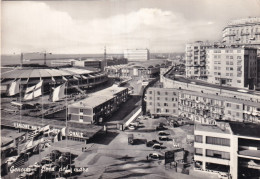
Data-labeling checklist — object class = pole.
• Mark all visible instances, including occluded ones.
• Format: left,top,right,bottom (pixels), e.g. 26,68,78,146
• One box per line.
66,82,68,148
44,52,47,66
20,53,23,67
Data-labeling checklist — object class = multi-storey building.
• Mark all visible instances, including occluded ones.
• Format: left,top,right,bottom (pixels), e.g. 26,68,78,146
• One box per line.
146,88,179,117
124,49,150,61
146,86,260,124
68,85,128,124
222,17,260,50
194,122,260,179
206,47,258,89
185,41,212,80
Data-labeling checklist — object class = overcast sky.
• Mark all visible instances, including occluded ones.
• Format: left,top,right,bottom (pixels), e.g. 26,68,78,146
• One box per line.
2,0,260,54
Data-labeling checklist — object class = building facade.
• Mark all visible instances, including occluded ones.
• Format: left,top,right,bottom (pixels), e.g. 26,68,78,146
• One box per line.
146,88,179,117
68,85,128,124
124,49,150,61
73,59,105,71
222,17,260,48
185,41,212,80
146,87,260,124
206,47,258,89
194,122,260,179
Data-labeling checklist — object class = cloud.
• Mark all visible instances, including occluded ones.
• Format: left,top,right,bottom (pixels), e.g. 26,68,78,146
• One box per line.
2,2,225,54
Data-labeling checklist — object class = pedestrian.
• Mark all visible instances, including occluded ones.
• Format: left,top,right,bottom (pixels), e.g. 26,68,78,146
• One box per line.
146,155,148,161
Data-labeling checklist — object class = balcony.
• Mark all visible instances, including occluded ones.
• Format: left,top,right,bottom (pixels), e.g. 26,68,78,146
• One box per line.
241,32,250,36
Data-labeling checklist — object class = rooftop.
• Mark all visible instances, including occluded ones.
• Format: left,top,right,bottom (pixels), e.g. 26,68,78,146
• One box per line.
70,85,127,108
229,122,260,138
166,75,260,97
195,124,231,134
1,129,25,146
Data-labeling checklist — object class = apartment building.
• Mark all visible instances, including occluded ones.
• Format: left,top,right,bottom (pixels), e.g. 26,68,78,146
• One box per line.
68,85,128,124
206,47,258,89
146,88,179,117
146,87,260,124
124,49,150,61
185,41,213,80
194,122,260,179
222,17,260,48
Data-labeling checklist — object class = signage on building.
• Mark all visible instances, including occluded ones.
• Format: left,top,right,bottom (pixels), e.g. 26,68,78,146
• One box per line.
14,122,40,130
68,131,84,138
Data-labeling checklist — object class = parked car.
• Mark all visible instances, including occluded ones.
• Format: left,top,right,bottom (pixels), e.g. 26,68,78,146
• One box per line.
146,140,162,147
218,172,229,179
129,121,139,127
156,126,167,131
128,125,136,130
158,131,169,136
159,136,170,141
149,153,161,159
152,144,162,149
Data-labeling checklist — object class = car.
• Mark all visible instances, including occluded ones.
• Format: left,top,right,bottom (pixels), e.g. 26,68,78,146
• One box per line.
156,126,167,131
218,172,229,179
152,144,162,149
159,136,170,141
152,140,161,144
146,141,154,147
149,153,161,159
158,131,169,136
128,125,136,130
129,121,139,127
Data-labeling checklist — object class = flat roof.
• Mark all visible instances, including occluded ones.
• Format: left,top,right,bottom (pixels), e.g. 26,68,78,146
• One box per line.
167,75,260,96
229,122,260,138
1,128,25,146
70,85,127,108
1,113,102,139
195,124,231,134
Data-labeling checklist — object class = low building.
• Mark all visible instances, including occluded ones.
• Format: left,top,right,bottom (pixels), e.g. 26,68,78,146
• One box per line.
124,49,150,61
73,59,105,71
50,59,77,67
194,122,260,179
207,47,258,89
68,85,128,124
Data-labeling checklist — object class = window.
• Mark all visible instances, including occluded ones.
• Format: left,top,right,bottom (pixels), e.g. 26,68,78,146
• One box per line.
230,73,233,76
165,109,169,113
226,56,229,59
236,105,240,109
172,98,175,101
157,91,160,95
157,103,160,106
156,108,161,113
165,97,168,101
236,112,240,117
173,92,176,95
230,56,233,59
164,103,168,107
149,97,152,100
237,80,241,83
230,62,233,65
228,110,231,115
165,92,168,95
226,61,230,65
206,149,230,159
230,67,233,71
195,135,203,143
226,67,229,70
195,148,203,156
149,102,152,105
206,136,230,146
149,91,152,94
80,116,83,119
157,97,160,100
237,56,241,59
173,103,176,107
80,109,83,113
226,73,229,76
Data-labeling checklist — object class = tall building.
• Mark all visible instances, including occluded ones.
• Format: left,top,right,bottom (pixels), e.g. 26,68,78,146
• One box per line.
194,122,260,179
206,47,258,89
222,17,260,50
185,41,212,80
123,49,150,61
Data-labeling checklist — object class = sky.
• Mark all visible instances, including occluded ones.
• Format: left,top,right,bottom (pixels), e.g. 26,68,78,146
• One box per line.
1,0,260,54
